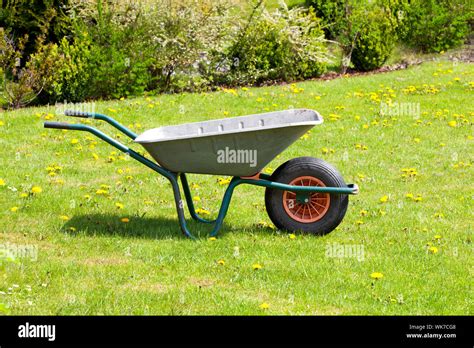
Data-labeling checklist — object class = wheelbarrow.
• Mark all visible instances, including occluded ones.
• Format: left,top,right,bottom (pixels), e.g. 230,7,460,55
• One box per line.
44,108,358,239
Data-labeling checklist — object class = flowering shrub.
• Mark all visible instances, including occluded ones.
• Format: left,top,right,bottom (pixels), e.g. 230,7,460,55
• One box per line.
222,4,330,84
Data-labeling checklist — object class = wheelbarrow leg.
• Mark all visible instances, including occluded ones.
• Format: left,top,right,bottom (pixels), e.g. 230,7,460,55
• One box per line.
169,175,239,239
207,178,240,237
180,173,217,224
169,176,198,240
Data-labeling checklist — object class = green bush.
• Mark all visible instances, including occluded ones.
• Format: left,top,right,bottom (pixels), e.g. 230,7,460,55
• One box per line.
306,0,399,71
401,0,472,53
305,0,346,39
73,1,154,99
224,5,329,84
351,6,398,71
0,0,72,58
27,34,92,103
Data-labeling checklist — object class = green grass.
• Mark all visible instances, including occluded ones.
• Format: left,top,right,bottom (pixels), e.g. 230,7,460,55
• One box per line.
0,60,473,315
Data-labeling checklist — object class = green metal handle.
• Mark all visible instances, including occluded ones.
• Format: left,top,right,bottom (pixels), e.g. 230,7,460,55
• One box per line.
64,110,138,140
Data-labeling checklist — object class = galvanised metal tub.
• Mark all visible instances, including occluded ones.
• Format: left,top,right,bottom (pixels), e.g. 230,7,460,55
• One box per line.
134,109,322,176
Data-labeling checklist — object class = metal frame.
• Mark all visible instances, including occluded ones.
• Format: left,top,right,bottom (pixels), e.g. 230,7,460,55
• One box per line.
44,111,358,239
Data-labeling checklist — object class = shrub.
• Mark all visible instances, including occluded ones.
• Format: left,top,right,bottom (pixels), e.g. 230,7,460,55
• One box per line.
224,4,330,84
305,0,346,39
350,6,398,71
307,0,399,72
0,0,72,58
26,34,93,103
71,0,155,98
0,28,43,108
71,0,233,95
145,0,235,92
401,0,472,53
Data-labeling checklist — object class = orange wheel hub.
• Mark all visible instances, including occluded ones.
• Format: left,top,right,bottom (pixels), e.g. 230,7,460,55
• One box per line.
282,176,330,223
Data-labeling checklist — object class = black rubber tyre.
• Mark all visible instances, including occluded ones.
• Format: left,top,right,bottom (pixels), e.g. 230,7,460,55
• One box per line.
265,157,349,235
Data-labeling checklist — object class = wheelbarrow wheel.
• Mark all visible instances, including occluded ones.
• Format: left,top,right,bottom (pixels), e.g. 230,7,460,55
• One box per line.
265,157,348,235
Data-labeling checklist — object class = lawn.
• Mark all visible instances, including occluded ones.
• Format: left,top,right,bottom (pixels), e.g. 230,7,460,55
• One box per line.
0,60,472,315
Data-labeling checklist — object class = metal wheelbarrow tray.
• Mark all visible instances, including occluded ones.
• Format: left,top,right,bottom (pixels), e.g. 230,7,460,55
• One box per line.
135,109,321,176
44,109,358,239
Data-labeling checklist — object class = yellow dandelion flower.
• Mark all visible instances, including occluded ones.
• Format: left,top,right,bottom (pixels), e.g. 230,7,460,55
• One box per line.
144,200,154,205
360,210,368,216
71,139,79,145
259,302,269,309
434,235,442,240
31,186,42,194
10,206,19,212
193,196,201,202
20,193,28,198
92,153,99,160
217,177,231,185
405,193,414,199
115,202,124,209
253,263,263,270
195,208,211,216
355,220,364,225
59,215,70,221
83,194,91,200
217,260,225,266
0,178,5,186
428,246,438,254
448,121,457,127
289,234,296,239
121,217,130,223
370,272,384,280
208,237,217,241
95,189,108,195
414,195,423,202
379,195,389,203
0,120,4,126
68,227,77,232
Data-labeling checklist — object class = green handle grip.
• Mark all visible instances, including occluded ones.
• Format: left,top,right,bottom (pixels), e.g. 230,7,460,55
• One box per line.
64,110,93,118
44,121,74,130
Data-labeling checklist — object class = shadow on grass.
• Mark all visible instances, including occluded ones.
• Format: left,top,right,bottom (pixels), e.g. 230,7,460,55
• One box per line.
63,213,232,240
